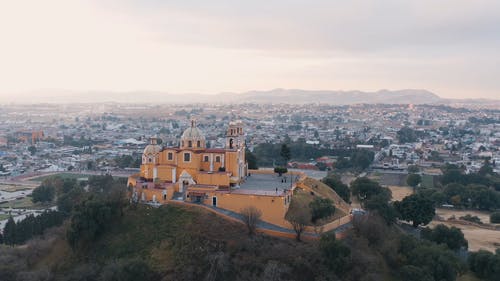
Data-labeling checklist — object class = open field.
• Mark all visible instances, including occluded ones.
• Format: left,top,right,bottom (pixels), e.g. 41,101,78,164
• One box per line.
435,208,497,224
28,172,94,182
0,184,34,192
387,185,413,201
431,208,500,252
429,220,500,252
0,196,51,210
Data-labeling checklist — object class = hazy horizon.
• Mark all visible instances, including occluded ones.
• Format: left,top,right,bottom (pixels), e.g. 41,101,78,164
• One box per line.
1,0,499,100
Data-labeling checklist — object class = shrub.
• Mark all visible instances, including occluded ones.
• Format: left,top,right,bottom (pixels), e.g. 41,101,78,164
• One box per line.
490,212,500,223
240,206,262,235
273,166,288,176
309,198,335,223
459,214,482,224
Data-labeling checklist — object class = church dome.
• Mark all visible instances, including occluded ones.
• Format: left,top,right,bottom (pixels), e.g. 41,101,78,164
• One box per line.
143,144,161,155
143,137,161,155
181,120,205,140
180,120,206,149
181,127,205,140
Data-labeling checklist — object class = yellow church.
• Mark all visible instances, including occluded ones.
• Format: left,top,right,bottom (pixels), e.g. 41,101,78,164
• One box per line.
128,120,298,226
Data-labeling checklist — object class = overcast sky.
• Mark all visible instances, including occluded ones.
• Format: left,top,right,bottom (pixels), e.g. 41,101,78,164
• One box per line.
0,0,499,99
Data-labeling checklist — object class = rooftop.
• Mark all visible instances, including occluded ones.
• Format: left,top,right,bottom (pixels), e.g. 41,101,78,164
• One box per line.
234,173,296,196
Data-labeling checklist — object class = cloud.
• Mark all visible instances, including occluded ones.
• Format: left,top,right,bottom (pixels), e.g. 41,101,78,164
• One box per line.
0,0,499,99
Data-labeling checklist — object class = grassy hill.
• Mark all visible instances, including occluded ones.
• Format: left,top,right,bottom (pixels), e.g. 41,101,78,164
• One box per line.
4,204,331,281
1,202,484,281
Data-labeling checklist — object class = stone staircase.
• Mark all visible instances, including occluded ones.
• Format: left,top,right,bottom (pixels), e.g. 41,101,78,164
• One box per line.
172,191,185,201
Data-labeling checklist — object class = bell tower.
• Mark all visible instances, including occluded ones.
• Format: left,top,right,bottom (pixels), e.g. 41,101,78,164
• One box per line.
226,121,244,149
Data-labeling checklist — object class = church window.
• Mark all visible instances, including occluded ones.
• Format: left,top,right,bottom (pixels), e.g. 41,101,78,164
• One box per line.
204,155,209,162
148,157,152,163
188,140,192,148
167,152,173,160
197,140,201,147
184,152,191,162
215,156,221,163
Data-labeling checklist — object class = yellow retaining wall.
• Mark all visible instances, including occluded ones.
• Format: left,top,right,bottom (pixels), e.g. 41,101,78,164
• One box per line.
207,192,290,227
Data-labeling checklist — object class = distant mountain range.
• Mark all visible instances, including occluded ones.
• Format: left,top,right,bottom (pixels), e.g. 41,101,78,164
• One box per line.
2,88,499,106
216,89,443,104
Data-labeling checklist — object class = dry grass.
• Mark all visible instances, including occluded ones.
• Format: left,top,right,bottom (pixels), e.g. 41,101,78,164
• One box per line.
0,213,10,220
287,188,346,226
301,177,351,214
0,184,35,192
0,196,51,209
387,185,414,202
430,208,500,252
435,208,496,224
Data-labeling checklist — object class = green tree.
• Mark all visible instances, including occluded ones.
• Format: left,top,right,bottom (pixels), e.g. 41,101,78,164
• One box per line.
468,250,500,281
399,236,465,281
280,143,291,166
421,224,468,251
397,127,418,143
309,197,335,223
3,217,16,245
351,177,390,203
57,186,85,215
319,233,351,276
273,166,288,177
490,212,500,223
350,149,374,170
398,265,434,281
407,165,420,173
479,159,494,176
322,174,350,202
245,149,258,170
394,194,435,227
67,198,116,250
407,173,422,188
31,184,55,203
27,145,36,156
364,194,399,225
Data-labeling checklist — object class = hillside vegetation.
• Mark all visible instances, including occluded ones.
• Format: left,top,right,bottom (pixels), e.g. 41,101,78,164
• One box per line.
1,175,497,281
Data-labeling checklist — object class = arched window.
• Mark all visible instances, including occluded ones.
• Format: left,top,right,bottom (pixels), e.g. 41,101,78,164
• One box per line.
197,140,201,147
188,140,192,148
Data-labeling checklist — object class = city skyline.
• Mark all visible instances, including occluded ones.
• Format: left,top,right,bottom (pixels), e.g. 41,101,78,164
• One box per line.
1,0,499,100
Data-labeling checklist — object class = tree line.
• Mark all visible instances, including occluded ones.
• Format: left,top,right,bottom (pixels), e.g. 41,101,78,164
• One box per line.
253,140,374,171
2,210,65,245
1,174,127,248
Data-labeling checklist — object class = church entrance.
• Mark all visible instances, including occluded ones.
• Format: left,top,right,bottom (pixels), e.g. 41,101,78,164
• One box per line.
181,180,189,192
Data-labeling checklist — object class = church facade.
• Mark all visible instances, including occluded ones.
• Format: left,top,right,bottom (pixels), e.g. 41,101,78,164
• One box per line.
141,120,246,188
128,120,299,227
